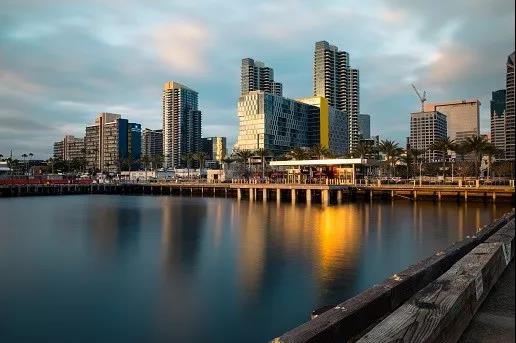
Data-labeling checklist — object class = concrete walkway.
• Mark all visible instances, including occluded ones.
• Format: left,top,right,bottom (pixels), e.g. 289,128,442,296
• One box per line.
459,260,515,343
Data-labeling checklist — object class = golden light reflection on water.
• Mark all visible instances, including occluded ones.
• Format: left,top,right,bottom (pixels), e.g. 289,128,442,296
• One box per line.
313,206,361,283
154,196,509,311
236,201,266,298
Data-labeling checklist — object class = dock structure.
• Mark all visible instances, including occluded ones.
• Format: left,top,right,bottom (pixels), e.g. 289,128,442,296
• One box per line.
272,210,515,343
0,182,514,203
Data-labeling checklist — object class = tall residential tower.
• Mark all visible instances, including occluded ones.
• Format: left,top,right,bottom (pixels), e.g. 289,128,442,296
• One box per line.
162,81,202,169
313,41,359,151
241,58,283,96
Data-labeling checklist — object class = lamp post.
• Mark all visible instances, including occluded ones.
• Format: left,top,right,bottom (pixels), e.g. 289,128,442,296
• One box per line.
419,161,422,187
451,158,455,183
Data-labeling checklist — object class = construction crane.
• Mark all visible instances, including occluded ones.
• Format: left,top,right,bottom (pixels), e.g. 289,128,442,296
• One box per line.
411,84,427,112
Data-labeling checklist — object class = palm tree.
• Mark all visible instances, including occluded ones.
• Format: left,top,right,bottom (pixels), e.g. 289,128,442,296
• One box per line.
151,154,164,170
194,152,207,179
352,142,372,159
141,155,151,171
287,147,310,160
399,153,413,179
481,143,502,178
180,153,196,179
309,144,330,159
234,149,254,179
378,140,402,177
222,156,234,172
254,148,269,179
408,148,425,179
463,135,488,177
429,137,455,176
453,142,470,162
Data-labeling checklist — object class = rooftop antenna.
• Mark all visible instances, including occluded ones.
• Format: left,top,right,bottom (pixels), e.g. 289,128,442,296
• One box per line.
411,84,427,112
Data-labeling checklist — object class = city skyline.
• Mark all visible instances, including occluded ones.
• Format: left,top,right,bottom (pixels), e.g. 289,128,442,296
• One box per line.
0,0,514,158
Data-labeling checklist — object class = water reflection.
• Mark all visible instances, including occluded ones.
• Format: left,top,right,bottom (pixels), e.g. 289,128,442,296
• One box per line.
86,201,142,258
0,195,511,343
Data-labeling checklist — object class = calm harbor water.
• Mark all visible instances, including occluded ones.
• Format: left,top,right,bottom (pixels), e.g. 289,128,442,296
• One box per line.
0,195,512,343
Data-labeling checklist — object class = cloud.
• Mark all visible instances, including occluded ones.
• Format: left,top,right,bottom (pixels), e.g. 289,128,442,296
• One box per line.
151,21,213,76
0,0,514,158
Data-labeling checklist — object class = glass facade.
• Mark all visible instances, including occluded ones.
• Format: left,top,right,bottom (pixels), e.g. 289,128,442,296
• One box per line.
236,92,348,155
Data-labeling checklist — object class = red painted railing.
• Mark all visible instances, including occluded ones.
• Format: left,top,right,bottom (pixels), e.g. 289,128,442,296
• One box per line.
0,179,93,185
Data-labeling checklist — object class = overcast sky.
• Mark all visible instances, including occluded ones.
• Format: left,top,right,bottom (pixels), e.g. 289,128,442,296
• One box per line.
1,0,514,158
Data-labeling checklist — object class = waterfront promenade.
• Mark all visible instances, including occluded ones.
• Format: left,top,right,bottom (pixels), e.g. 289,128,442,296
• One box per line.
1,180,514,204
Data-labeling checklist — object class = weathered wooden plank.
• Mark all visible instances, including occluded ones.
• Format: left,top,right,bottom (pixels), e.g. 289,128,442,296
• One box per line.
271,212,514,343
485,220,515,264
357,240,511,343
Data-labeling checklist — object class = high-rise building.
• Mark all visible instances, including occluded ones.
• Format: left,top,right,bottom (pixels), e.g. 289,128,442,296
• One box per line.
409,111,447,162
141,128,163,158
505,52,515,161
313,41,360,150
201,137,227,162
358,114,371,139
297,96,348,154
53,135,85,161
490,89,506,157
241,58,283,96
423,100,480,142
84,113,141,173
235,91,348,155
162,81,202,169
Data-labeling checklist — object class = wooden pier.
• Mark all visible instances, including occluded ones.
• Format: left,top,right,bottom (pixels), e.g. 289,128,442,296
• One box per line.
0,182,514,204
272,211,515,343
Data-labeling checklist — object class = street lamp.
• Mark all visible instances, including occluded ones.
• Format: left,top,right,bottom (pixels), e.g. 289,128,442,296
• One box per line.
419,161,422,186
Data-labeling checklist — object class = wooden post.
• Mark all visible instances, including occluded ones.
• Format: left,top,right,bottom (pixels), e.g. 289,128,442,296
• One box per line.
464,191,468,202
291,189,296,204
321,189,329,206
249,188,254,201
438,191,442,201
413,190,417,200
237,188,241,200
306,189,312,204
276,189,281,202
262,188,267,202
337,190,343,203
492,192,496,201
